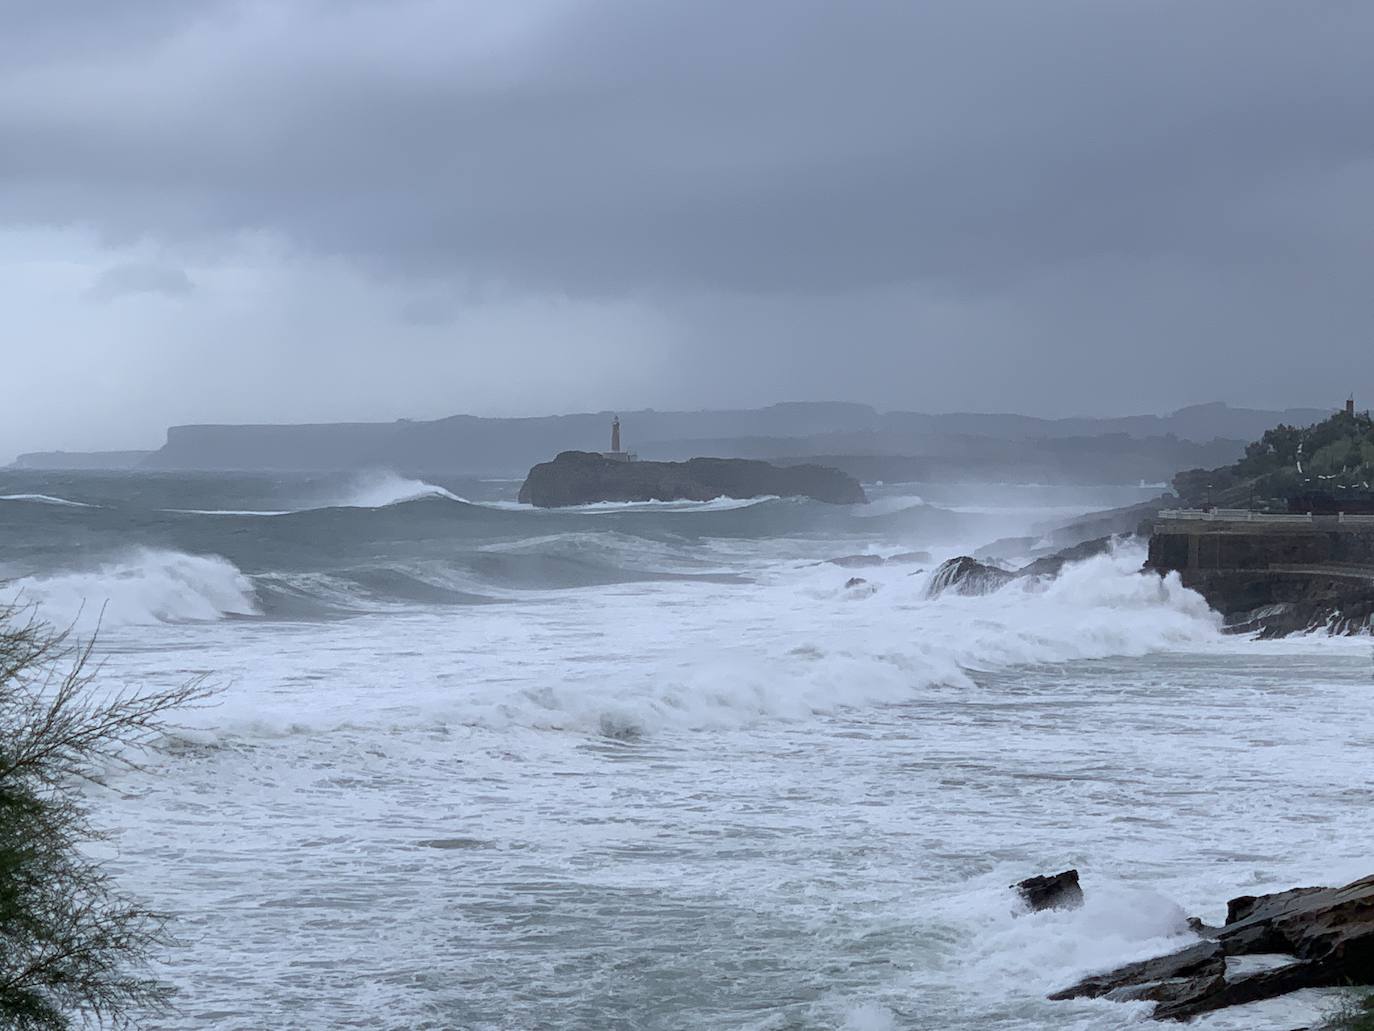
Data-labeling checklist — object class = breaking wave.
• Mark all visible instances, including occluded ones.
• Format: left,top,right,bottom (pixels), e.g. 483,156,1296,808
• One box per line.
330,471,467,509
0,492,96,507
7,549,259,628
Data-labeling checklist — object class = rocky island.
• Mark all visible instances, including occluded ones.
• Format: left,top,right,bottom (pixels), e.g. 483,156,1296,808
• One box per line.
517,451,867,507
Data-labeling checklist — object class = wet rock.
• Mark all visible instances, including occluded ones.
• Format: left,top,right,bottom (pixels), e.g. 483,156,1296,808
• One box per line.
1186,915,1223,937
1049,941,1225,1001
1015,869,1084,913
844,577,868,589
926,556,1017,598
1049,873,1374,1021
1016,536,1115,579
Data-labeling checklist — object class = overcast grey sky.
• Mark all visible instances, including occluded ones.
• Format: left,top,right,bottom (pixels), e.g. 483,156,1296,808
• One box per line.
3,0,1371,455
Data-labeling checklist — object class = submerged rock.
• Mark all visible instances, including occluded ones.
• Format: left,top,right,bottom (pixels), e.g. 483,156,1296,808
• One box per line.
1049,873,1374,1021
1015,869,1084,913
518,451,867,507
926,556,1017,598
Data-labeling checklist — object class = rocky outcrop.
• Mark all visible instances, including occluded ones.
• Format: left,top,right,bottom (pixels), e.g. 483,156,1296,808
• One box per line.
926,556,1017,597
1016,536,1115,579
1182,569,1374,637
927,540,1115,599
517,452,867,507
1015,870,1084,913
1049,873,1374,1021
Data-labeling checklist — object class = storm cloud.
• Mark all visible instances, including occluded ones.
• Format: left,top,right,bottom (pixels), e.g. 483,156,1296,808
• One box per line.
2,0,1372,455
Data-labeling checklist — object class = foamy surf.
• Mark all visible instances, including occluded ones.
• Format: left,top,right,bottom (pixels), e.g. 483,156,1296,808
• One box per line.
7,548,260,628
332,470,467,508
3,467,1365,1031
0,492,97,507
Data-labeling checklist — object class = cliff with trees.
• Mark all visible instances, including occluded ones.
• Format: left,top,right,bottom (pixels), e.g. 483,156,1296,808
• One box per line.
1172,405,1374,509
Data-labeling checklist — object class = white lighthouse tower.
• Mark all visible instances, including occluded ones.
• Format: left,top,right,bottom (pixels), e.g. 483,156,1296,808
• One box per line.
602,415,636,462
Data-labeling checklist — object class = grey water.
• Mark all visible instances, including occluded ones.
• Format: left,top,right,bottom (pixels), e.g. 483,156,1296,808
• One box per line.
2,470,1368,1030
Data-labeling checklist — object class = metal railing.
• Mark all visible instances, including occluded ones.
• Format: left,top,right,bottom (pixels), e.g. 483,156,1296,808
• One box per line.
1158,509,1374,526
1157,509,1313,523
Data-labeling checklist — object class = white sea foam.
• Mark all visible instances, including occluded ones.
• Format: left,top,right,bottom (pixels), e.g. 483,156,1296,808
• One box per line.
546,495,782,513
164,508,291,516
332,470,467,508
0,492,96,507
138,543,1223,745
8,548,259,627
19,479,1367,1031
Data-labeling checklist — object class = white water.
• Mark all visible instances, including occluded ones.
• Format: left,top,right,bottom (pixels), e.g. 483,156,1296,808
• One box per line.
333,470,468,508
61,534,1373,1030
0,491,97,507
9,548,259,628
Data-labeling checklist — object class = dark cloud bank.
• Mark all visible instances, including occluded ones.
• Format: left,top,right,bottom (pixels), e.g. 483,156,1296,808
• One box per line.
2,0,1372,449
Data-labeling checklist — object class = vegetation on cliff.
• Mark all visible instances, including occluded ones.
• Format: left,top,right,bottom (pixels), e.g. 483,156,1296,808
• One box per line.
1173,407,1374,507
0,603,209,1029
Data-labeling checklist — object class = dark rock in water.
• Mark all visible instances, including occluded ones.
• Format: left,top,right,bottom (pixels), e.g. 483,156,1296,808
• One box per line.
1048,940,1226,1002
518,451,867,508
1015,869,1084,913
1186,915,1223,937
844,577,869,589
1017,536,1116,579
927,556,1017,598
1049,873,1374,1021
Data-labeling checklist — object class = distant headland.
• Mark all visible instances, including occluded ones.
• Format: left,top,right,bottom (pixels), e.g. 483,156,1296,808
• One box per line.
7,401,1333,483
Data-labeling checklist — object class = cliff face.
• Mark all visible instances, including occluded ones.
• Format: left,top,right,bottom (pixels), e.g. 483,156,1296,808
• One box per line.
1147,519,1374,636
517,452,867,507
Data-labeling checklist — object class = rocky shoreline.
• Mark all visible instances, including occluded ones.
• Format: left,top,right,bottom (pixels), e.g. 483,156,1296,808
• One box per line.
1035,870,1374,1023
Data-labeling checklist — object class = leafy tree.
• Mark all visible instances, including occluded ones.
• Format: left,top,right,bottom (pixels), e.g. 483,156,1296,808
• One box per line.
1183,409,1374,505
0,602,210,1029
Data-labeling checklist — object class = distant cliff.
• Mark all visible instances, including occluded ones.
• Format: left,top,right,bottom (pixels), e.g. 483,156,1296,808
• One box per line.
125,401,1322,476
15,401,1332,478
517,452,867,507
9,450,152,470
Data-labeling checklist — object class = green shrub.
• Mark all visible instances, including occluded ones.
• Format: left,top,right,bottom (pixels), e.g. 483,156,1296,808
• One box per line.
0,602,210,1029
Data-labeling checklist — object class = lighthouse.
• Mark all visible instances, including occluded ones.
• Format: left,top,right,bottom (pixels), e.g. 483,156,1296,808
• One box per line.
602,415,636,462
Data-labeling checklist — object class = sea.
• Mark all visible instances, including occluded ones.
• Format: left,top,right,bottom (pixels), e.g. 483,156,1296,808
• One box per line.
1,468,1370,1031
